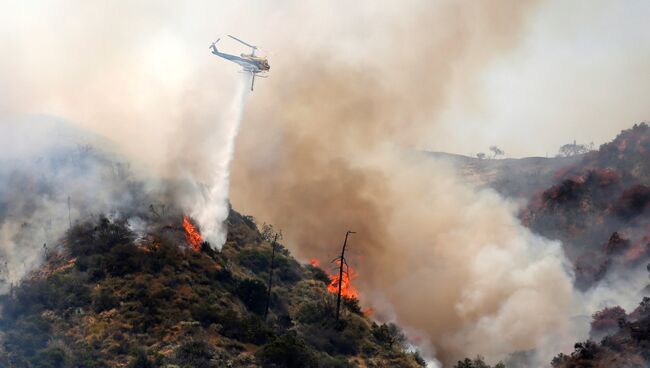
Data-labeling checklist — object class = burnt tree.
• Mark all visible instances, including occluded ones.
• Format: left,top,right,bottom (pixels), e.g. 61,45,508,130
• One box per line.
334,230,355,321
264,231,282,320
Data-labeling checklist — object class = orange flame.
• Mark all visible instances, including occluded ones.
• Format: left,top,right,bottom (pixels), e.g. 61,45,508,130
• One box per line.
182,215,203,252
51,258,77,274
309,258,320,267
327,260,359,300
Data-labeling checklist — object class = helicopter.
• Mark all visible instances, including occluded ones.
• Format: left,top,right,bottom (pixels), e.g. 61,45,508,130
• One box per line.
210,35,270,91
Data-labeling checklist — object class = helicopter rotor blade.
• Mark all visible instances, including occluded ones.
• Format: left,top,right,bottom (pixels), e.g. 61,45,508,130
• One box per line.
227,34,257,50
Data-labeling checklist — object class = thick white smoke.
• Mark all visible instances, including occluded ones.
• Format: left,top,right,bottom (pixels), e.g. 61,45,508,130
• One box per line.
358,152,582,365
0,117,160,293
189,73,251,249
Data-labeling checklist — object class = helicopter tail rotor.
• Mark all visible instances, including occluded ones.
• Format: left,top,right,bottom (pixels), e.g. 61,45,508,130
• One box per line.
209,38,220,49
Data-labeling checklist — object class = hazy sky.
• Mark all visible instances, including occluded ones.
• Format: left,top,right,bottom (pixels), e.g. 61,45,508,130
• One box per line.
1,0,648,160
431,0,650,157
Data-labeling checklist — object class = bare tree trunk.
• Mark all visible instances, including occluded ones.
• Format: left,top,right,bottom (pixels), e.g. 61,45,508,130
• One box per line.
336,231,355,321
264,234,278,320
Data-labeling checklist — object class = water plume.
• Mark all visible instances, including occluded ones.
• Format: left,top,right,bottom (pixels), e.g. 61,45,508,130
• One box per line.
189,73,251,249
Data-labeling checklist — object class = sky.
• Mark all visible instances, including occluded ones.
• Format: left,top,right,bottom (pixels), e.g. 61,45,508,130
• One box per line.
0,0,648,159
429,0,650,157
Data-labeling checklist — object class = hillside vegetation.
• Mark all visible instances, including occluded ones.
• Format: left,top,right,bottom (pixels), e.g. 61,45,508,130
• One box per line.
0,209,425,368
523,123,650,288
454,124,650,366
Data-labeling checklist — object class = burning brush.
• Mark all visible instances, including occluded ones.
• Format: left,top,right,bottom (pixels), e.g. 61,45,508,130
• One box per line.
327,259,359,300
182,215,203,252
310,257,360,299
310,231,361,320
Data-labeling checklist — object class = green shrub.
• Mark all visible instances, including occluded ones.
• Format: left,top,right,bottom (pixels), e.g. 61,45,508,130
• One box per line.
239,314,275,345
190,303,220,327
454,356,504,368
6,273,91,318
338,316,368,355
372,323,406,349
75,254,106,281
275,313,293,331
69,344,106,368
236,278,268,315
174,340,214,368
308,265,331,285
215,308,274,344
237,248,302,283
302,316,367,356
238,249,271,274
317,354,355,368
67,217,134,257
92,288,117,313
30,347,67,368
343,297,362,315
274,256,302,283
214,267,234,284
146,241,182,273
413,351,427,367
3,315,51,357
104,243,144,276
295,302,332,324
256,332,318,368
128,349,155,368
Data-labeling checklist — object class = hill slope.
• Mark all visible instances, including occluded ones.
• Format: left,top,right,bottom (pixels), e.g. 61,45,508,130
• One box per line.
522,123,650,288
0,209,425,368
433,124,650,289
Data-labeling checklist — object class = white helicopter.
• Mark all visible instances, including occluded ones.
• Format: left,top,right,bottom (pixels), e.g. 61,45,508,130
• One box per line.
210,35,270,91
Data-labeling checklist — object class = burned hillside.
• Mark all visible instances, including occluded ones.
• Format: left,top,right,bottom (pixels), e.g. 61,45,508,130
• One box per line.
522,123,650,288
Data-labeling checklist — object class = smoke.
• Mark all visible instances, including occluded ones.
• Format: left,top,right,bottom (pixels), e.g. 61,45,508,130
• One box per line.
187,73,251,249
0,116,159,293
236,137,582,363
582,263,650,317
2,0,649,365
226,1,584,363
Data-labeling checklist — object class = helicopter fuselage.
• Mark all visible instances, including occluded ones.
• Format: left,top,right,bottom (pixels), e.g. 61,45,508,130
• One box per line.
210,46,269,73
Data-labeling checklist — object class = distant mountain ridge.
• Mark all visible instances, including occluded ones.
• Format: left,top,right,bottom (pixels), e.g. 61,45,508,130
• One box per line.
425,151,582,199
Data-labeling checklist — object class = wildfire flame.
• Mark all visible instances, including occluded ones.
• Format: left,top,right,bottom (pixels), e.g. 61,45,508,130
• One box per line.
182,215,203,252
309,258,320,267
327,260,359,300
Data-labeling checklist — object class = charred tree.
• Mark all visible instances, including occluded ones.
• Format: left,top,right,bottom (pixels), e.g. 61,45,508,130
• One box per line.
264,233,280,320
334,230,355,321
